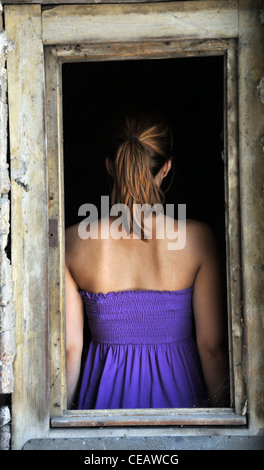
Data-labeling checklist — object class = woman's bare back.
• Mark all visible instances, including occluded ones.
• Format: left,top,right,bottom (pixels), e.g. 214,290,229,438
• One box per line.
65,215,207,294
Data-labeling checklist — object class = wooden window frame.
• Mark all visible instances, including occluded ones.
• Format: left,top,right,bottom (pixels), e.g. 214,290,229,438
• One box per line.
46,38,246,429
5,1,264,449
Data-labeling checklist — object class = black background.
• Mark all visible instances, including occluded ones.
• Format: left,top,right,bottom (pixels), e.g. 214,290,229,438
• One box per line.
62,56,225,253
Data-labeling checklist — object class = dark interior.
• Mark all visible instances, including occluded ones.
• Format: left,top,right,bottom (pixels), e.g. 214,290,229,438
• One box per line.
62,56,225,253
62,56,229,407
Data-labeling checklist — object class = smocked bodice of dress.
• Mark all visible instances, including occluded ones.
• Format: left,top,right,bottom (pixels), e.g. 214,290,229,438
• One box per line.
79,287,194,345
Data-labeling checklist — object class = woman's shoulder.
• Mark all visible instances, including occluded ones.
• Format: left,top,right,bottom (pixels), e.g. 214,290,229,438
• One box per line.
65,224,81,260
164,216,215,242
65,218,114,249
185,219,219,260
65,223,79,245
186,219,215,239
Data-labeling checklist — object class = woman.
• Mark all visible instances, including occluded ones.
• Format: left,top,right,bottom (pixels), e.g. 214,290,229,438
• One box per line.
65,109,229,410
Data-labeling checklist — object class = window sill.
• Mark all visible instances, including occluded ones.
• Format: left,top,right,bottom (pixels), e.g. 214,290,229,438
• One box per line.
51,408,246,427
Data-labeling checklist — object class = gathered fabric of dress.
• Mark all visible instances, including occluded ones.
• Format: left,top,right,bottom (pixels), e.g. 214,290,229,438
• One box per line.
77,287,208,409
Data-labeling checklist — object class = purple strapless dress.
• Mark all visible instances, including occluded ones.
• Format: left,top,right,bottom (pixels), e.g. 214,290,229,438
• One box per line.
77,288,207,409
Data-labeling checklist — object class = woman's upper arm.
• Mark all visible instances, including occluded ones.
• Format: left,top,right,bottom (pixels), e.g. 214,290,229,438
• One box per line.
192,224,227,354
65,264,84,352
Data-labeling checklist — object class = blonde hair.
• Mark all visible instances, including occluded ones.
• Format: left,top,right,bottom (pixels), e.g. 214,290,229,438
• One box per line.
107,109,173,236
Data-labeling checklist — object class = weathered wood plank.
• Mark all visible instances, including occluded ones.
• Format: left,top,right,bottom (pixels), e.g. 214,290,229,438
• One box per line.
51,408,246,427
45,47,66,417
0,0,237,4
224,41,246,415
5,5,49,449
2,0,172,3
42,1,239,45
51,38,228,62
238,0,264,433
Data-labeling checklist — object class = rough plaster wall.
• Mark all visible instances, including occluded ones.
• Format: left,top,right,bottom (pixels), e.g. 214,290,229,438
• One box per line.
0,1,15,451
